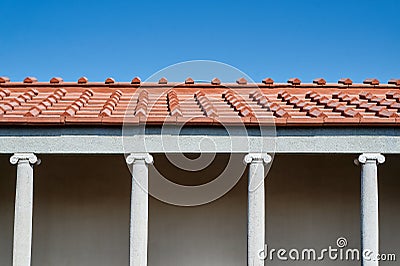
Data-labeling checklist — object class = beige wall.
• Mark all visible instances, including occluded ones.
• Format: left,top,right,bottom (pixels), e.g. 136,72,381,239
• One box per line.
0,154,399,266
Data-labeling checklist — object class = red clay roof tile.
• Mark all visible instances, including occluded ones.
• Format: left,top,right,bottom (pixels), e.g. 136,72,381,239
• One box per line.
288,78,301,85
313,78,326,85
262,78,274,85
78,76,88,84
100,90,122,117
236,78,247,85
50,77,63,84
0,77,10,83
131,77,141,84
185,77,194,84
195,90,218,117
364,78,380,86
62,89,93,117
0,78,400,126
23,77,38,83
211,78,221,85
105,77,115,84
158,77,168,84
134,90,149,117
25,88,66,117
0,89,10,99
388,79,400,86
167,90,182,117
339,78,353,85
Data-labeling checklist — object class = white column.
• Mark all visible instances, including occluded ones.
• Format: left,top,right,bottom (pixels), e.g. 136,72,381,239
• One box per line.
126,153,153,266
244,153,271,266
10,153,39,266
357,153,385,266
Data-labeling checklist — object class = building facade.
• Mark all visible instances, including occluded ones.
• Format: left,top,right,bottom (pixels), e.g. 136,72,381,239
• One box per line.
0,76,399,265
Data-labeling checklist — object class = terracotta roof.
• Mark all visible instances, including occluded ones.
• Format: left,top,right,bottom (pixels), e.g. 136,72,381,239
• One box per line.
0,77,400,126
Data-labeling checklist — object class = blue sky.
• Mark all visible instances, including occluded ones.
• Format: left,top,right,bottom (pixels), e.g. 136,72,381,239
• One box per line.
1,0,399,83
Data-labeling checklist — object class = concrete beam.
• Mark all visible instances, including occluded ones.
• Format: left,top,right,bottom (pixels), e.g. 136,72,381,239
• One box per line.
0,127,399,154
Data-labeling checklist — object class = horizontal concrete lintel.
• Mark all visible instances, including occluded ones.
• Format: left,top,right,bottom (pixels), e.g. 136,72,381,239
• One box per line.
0,134,399,154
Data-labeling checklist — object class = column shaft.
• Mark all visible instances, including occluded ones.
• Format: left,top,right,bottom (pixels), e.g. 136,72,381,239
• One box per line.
248,162,265,266
244,153,271,266
126,153,153,266
10,153,38,266
357,153,384,266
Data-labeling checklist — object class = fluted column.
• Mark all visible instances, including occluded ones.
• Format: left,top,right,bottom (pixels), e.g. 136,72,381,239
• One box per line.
10,153,38,266
126,153,153,266
356,153,385,266
244,153,271,266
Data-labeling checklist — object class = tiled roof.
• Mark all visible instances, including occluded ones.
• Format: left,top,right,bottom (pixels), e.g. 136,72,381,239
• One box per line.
1,76,400,126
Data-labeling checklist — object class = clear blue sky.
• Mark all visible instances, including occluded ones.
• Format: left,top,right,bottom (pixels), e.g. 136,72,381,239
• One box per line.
1,0,399,83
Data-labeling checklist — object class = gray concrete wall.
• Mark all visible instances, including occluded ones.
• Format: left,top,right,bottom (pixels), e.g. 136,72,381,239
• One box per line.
0,154,399,266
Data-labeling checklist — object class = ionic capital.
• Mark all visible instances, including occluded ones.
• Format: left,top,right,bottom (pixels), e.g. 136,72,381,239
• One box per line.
10,153,38,165
356,153,385,165
243,153,272,165
126,153,154,165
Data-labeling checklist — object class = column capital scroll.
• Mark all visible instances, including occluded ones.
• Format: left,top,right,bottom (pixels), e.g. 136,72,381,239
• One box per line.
356,153,385,165
126,153,154,165
10,153,38,165
243,153,272,165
